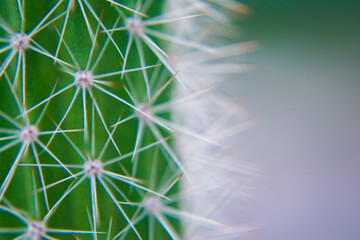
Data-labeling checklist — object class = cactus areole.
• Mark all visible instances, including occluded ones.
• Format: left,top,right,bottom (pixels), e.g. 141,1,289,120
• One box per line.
0,0,254,239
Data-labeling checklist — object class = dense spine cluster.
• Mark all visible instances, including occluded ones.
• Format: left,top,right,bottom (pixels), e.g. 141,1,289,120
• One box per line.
0,0,256,239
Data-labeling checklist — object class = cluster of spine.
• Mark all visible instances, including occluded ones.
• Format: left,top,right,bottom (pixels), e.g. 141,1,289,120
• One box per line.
0,0,255,239
165,1,259,239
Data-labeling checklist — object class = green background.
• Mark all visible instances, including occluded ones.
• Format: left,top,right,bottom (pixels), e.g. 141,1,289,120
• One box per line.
227,1,360,240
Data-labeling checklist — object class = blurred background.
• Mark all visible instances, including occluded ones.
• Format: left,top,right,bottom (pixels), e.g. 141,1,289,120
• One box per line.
223,1,360,239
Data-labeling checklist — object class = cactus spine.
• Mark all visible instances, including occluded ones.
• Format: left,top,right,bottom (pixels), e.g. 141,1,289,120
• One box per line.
0,0,255,239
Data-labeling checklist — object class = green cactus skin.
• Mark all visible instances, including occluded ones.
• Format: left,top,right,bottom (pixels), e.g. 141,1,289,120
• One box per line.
0,0,253,239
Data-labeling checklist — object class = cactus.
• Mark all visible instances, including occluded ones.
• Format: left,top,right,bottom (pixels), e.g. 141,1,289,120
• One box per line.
0,0,256,239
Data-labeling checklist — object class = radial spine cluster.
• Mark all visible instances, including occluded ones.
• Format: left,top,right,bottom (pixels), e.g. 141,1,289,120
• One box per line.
0,0,256,239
